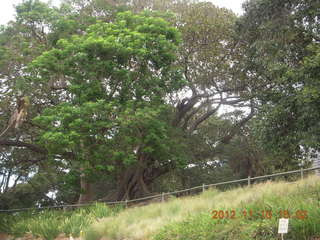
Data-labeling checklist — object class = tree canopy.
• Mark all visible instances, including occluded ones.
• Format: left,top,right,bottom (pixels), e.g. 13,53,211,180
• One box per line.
236,0,320,161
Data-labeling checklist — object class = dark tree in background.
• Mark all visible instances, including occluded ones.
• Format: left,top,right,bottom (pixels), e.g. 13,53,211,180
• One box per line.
235,0,320,167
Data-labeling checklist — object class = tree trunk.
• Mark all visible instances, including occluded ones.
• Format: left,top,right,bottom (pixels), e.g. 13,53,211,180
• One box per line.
78,168,94,204
116,166,151,200
99,149,173,202
110,161,170,201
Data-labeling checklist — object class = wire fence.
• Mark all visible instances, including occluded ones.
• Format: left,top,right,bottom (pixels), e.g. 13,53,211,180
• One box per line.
1,166,319,213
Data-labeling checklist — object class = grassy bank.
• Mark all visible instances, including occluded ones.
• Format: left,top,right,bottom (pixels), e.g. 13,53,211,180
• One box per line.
2,175,320,240
85,175,320,240
0,203,122,240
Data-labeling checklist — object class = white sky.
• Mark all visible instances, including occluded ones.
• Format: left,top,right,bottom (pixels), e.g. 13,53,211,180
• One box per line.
0,0,246,25
211,0,246,15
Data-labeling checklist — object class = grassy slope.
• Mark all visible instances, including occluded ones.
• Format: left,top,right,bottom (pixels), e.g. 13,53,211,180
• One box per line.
0,204,123,240
85,175,320,240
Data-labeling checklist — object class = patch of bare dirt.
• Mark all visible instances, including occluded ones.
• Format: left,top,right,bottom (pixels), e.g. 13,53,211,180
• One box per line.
0,233,83,240
14,233,42,240
54,234,82,240
0,233,13,240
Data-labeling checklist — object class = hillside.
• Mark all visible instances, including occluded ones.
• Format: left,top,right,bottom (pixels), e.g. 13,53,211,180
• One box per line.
2,175,320,240
84,175,320,240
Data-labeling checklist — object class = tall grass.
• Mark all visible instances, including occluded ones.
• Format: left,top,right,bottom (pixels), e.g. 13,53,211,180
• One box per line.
1,203,123,240
84,175,320,240
2,175,319,240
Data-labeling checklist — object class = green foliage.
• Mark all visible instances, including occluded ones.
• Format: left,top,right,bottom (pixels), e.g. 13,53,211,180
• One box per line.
236,0,320,158
0,172,58,210
28,10,185,191
2,203,122,239
30,10,183,102
0,0,104,208
0,213,16,233
251,44,320,160
15,0,58,25
33,101,186,181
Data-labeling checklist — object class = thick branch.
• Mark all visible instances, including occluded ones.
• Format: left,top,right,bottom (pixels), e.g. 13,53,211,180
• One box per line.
219,106,255,144
0,140,47,154
0,140,75,160
174,96,199,126
4,169,12,193
189,102,222,132
182,100,209,130
220,98,244,105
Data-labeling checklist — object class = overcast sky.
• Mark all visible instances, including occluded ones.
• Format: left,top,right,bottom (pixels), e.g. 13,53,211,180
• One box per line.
0,0,246,25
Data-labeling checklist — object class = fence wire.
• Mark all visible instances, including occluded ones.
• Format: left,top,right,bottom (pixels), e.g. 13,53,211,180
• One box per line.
1,166,319,213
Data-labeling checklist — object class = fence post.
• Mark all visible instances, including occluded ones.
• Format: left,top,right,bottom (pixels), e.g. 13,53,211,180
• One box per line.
161,192,165,202
248,176,251,187
202,183,205,193
300,168,304,179
125,199,128,208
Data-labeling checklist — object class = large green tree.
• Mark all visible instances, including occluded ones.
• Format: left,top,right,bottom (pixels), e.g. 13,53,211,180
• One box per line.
0,0,127,207
29,10,186,202
0,0,254,207
236,0,320,163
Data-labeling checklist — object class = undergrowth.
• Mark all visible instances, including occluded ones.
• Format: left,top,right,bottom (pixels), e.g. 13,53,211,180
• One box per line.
0,203,123,240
